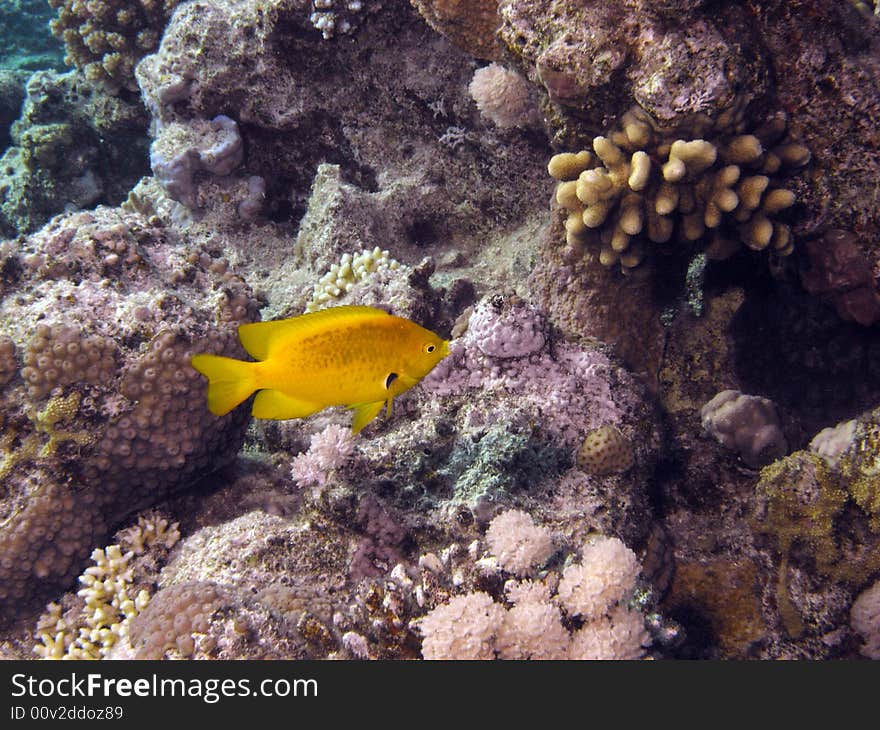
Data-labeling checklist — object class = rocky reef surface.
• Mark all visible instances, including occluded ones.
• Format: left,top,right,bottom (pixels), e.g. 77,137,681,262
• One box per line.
1,0,880,660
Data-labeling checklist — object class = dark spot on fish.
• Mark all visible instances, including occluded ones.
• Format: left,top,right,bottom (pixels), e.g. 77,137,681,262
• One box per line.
384,372,398,389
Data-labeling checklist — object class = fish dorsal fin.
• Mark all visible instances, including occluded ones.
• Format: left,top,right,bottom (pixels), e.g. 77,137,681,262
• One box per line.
237,305,391,360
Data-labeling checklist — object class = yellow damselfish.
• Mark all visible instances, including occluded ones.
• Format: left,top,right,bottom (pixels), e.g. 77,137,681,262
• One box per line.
190,305,449,433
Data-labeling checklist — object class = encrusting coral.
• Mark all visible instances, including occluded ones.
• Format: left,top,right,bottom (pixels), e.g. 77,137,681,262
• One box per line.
149,115,245,209
752,405,880,638
424,295,635,446
547,106,810,271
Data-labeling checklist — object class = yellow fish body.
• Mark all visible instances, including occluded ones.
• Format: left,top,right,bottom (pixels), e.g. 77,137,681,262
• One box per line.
190,305,449,433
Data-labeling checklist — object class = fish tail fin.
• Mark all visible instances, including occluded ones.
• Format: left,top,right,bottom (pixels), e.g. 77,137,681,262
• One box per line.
190,353,257,416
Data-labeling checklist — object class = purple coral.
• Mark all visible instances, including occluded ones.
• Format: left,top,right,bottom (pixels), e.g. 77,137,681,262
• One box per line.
149,115,244,208
424,297,631,445
701,389,787,468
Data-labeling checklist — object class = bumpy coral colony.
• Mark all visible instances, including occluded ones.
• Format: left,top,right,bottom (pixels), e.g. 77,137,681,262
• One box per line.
548,107,810,271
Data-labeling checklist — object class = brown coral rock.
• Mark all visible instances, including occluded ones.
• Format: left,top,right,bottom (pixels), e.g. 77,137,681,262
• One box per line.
665,559,766,658
801,230,880,326
410,0,504,60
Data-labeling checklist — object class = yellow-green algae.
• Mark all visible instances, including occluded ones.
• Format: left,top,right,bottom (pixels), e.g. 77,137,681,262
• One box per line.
753,416,880,636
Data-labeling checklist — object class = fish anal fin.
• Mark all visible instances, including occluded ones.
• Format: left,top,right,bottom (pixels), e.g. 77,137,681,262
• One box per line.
351,400,386,434
252,389,323,420
238,306,391,360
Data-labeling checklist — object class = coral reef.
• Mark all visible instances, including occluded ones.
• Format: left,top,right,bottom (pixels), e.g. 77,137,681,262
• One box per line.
0,207,258,619
0,70,149,237
498,0,768,141
2,0,880,666
133,0,550,268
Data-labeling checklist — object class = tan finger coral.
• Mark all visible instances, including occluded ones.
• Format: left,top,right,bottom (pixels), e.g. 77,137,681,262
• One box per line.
47,0,182,90
548,106,810,271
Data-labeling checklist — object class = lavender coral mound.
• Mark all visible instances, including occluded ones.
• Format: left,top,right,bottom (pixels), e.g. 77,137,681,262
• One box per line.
150,115,245,209
128,582,230,659
0,207,259,620
850,580,880,660
701,389,787,468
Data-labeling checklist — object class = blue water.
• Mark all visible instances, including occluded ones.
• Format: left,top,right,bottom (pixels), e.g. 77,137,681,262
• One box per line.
0,0,65,71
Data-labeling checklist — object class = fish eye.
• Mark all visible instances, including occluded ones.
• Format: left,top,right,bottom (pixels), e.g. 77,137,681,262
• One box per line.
424,343,436,354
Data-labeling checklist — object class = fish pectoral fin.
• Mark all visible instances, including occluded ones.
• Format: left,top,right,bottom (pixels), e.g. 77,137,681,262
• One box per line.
385,398,393,417
397,373,420,389
252,389,323,420
350,400,386,434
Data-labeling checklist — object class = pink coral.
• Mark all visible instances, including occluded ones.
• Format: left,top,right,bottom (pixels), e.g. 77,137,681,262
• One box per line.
468,63,538,129
290,424,356,488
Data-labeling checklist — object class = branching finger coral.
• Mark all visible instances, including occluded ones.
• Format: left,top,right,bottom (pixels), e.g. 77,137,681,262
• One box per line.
548,106,810,272
47,0,182,90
